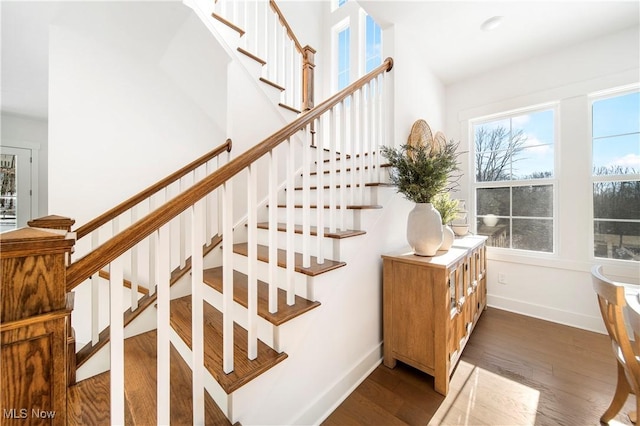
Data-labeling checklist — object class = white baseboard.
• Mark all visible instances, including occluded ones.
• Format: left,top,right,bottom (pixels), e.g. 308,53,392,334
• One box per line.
291,343,383,426
488,294,606,334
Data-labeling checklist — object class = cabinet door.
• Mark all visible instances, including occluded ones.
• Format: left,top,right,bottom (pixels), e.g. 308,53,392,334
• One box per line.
390,262,436,369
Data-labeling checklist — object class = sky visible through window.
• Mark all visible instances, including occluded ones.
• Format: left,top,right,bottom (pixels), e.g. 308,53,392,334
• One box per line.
365,15,382,73
592,91,640,173
337,27,350,90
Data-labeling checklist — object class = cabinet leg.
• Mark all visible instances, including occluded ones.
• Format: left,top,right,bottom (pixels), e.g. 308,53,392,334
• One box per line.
383,356,397,369
435,374,449,396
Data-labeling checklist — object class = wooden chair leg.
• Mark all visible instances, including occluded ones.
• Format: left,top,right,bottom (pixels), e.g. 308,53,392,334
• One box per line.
601,362,632,423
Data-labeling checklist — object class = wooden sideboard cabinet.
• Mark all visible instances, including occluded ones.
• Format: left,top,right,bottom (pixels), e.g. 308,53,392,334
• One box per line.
382,236,487,395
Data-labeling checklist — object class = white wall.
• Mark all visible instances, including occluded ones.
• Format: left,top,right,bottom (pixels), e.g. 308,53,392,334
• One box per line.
1,112,48,218
445,27,640,333
48,2,228,227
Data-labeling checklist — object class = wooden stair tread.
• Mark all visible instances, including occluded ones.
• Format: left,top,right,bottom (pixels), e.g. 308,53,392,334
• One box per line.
211,13,245,36
259,77,285,92
237,47,266,65
255,222,365,239
273,204,383,210
170,296,288,394
203,267,321,326
279,103,301,114
233,243,346,277
68,330,230,425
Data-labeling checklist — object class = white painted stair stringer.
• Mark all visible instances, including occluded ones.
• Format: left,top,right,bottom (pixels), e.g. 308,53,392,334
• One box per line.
183,0,299,123
226,186,413,425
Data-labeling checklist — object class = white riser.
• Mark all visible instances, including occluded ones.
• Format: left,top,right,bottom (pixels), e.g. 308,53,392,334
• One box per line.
284,186,382,206
253,226,341,261
273,206,366,230
203,283,278,349
302,170,390,188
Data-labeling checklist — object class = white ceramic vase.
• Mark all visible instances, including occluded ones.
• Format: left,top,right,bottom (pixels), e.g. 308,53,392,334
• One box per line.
440,225,455,251
407,203,443,256
483,214,498,227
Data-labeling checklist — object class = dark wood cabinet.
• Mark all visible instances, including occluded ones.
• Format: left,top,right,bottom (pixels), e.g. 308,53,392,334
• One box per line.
1,227,74,425
382,236,487,395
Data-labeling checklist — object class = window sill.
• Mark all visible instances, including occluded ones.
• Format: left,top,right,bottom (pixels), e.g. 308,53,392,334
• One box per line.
486,247,639,282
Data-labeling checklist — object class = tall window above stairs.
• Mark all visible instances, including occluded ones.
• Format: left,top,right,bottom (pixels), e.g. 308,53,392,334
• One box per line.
364,15,382,73
337,25,351,90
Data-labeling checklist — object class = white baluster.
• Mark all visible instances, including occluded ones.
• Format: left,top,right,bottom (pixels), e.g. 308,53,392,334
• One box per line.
180,178,187,270
222,180,234,373
302,126,311,268
157,225,171,425
340,99,349,230
268,149,278,314
247,165,258,359
91,232,100,345
352,90,360,206
359,86,367,204
148,197,157,296
316,117,325,264
191,200,205,424
130,207,139,311
286,138,295,305
110,256,125,426
269,9,278,83
329,107,337,233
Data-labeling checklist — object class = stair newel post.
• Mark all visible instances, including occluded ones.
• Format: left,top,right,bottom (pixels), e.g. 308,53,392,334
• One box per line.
222,179,235,373
339,98,349,231
268,149,279,314
190,199,206,423
315,117,325,265
302,46,315,112
286,138,296,306
302,125,312,268
109,255,125,425
156,223,171,424
329,106,338,234
1,223,75,425
247,164,258,360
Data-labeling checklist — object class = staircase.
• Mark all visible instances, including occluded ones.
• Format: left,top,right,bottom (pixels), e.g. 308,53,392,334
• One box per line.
1,1,401,425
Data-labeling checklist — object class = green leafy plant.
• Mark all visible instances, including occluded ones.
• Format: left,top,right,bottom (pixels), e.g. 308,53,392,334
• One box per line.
381,140,461,204
432,192,459,225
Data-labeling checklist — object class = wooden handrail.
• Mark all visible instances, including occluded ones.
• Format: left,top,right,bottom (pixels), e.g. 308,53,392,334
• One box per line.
66,58,393,291
269,0,303,54
74,139,232,240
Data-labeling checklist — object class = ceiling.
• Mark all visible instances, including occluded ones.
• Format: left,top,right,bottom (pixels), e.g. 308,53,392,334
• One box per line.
1,0,639,120
361,0,640,85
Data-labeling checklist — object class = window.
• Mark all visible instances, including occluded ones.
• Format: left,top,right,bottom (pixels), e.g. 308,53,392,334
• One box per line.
472,107,556,252
337,0,348,7
591,90,640,262
337,26,350,90
364,15,382,73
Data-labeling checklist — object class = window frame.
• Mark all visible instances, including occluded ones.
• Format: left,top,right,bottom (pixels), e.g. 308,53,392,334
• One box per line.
470,102,560,256
589,85,640,264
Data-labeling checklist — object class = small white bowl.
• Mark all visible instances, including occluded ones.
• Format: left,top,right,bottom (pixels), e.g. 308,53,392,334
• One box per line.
451,224,469,236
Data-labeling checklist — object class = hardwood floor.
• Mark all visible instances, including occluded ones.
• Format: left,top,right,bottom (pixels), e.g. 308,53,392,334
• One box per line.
323,308,636,426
